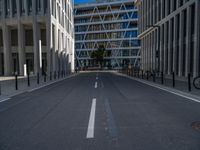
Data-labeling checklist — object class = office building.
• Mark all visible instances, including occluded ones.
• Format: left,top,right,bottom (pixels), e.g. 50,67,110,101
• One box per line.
0,0,74,76
136,0,200,77
74,0,140,69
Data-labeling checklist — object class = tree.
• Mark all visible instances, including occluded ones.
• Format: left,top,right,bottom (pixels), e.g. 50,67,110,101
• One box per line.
90,45,106,68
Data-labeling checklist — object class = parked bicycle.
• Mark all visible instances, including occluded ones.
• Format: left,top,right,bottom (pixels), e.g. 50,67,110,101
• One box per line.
193,76,200,89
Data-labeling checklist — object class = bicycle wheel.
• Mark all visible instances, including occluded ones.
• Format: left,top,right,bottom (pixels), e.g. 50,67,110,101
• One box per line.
193,76,200,89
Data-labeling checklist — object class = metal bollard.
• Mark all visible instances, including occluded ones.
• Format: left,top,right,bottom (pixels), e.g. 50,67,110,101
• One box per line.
0,83,1,95
153,72,156,82
172,72,175,88
50,72,52,81
188,73,191,92
44,73,46,82
161,72,164,84
37,72,39,84
27,73,30,87
142,70,144,79
15,74,18,90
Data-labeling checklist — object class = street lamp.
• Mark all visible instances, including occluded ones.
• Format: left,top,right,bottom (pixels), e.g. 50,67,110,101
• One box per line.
146,25,161,73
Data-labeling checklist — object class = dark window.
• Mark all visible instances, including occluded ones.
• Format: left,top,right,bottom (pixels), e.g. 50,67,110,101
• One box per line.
28,0,32,14
12,0,17,15
25,29,33,46
11,29,18,46
0,29,3,46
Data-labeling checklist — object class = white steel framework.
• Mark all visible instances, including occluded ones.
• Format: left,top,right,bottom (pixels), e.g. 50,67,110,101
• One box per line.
74,0,141,69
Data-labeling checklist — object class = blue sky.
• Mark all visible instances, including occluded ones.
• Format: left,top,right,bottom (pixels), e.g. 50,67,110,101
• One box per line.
75,0,95,4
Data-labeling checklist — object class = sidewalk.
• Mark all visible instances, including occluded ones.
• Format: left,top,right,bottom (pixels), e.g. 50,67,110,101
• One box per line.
0,73,77,101
117,71,200,99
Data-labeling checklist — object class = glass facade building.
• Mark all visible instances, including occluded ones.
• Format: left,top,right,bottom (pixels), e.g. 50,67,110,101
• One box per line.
74,0,141,69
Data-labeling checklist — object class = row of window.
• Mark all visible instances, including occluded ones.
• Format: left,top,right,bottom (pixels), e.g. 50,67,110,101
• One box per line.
0,0,48,17
75,22,138,32
75,12,138,24
142,3,197,76
139,0,192,33
75,31,138,41
0,28,46,46
75,3,136,15
75,40,140,49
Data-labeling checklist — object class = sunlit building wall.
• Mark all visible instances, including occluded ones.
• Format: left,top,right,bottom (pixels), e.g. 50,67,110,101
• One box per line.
0,0,74,76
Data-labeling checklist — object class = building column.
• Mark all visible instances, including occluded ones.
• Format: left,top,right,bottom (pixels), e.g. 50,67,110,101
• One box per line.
2,24,12,76
173,16,178,74
163,22,167,74
160,24,164,72
144,37,146,71
141,39,144,70
33,21,41,75
18,23,26,76
178,11,184,76
52,25,58,73
193,1,200,77
0,52,3,75
46,9,52,76
185,7,191,76
168,19,172,75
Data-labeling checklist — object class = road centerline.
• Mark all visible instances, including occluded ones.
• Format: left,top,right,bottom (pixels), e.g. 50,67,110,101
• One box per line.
94,82,98,88
86,98,96,139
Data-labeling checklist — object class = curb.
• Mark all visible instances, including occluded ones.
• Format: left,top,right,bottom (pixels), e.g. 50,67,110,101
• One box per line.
115,72,200,103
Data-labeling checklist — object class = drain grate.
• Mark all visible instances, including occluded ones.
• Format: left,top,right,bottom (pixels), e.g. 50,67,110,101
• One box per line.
191,122,200,132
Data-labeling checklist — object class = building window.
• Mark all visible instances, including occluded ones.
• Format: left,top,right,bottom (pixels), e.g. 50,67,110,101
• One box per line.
12,0,17,15
44,0,47,13
20,0,25,15
11,29,18,46
0,0,2,16
25,30,33,46
36,0,42,13
28,0,32,14
5,0,11,17
0,29,3,46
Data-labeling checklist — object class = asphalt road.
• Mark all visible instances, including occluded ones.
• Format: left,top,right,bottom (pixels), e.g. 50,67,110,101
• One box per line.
0,72,200,150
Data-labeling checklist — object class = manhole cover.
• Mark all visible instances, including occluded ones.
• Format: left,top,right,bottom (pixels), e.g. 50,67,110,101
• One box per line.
191,122,200,131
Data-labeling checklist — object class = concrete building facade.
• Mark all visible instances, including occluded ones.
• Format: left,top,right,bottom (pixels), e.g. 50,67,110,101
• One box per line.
136,0,200,78
0,0,74,76
74,0,141,69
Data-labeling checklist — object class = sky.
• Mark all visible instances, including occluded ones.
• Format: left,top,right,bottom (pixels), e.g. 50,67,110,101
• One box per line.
75,0,95,4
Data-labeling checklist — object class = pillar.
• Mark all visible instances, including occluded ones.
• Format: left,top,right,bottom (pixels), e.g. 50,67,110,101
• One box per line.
185,7,191,76
178,11,184,76
33,21,41,74
0,52,3,75
163,22,167,74
173,16,178,74
193,1,200,77
2,24,12,76
168,19,172,75
18,23,26,76
159,24,164,72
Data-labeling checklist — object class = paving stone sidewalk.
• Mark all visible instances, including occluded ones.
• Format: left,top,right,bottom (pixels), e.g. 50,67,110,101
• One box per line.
0,73,76,100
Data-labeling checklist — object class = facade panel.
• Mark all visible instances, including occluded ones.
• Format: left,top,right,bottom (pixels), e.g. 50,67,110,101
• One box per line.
74,0,141,69
136,0,200,78
0,0,74,76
